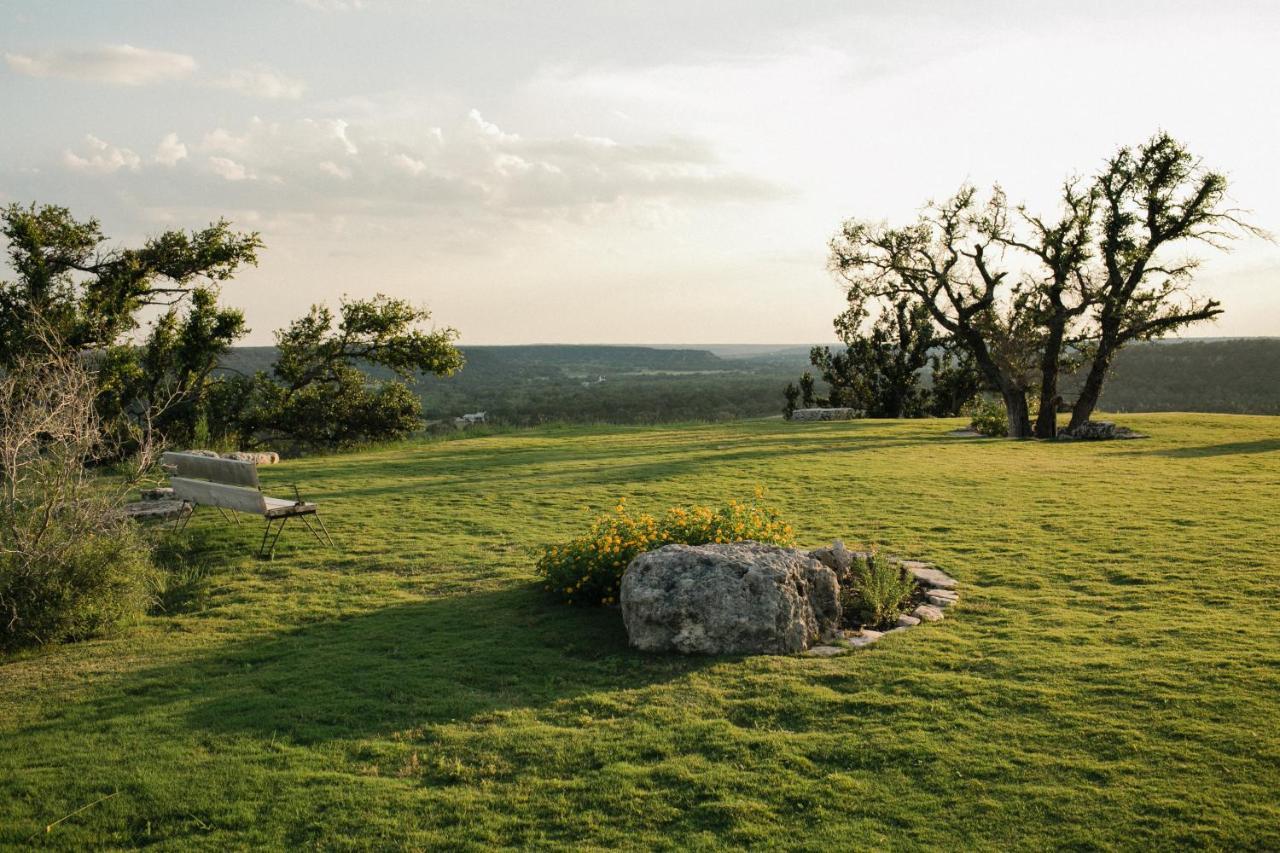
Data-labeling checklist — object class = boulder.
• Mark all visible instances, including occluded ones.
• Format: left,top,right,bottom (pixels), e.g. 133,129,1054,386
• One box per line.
221,450,280,465
1059,421,1147,441
620,542,841,655
790,407,862,422
124,499,188,521
183,449,221,458
140,486,175,501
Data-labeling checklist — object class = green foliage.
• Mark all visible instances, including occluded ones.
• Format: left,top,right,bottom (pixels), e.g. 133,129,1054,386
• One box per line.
0,203,260,360
964,395,1010,437
799,298,980,418
0,203,260,453
535,494,797,606
782,382,799,419
0,515,157,652
840,553,918,629
216,294,464,450
0,344,159,651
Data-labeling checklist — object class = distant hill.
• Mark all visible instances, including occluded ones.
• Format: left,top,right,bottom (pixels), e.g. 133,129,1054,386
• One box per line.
215,338,1280,424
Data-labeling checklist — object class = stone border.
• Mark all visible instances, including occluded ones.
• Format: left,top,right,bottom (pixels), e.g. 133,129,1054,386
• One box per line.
803,557,960,657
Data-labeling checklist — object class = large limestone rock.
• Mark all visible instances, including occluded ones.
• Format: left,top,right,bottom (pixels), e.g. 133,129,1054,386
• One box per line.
222,450,280,465
620,542,840,655
790,407,862,422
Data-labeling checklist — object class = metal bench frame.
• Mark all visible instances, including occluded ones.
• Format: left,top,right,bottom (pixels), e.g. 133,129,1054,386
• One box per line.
161,452,334,558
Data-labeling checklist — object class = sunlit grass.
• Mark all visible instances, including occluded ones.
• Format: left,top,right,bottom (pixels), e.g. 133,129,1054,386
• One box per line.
2,413,1279,848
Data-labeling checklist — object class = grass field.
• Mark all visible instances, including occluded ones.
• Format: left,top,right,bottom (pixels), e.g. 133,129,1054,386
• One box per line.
3,414,1279,849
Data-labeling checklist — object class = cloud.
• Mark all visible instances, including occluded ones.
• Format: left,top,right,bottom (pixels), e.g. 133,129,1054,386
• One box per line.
154,132,188,166
208,156,252,181
6,44,196,85
45,110,785,226
213,65,306,99
63,135,141,173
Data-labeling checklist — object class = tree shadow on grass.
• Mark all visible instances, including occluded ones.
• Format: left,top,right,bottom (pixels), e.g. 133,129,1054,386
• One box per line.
37,585,714,746
1117,438,1280,459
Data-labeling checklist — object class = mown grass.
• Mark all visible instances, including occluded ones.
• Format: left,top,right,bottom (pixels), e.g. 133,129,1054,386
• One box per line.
2,414,1279,849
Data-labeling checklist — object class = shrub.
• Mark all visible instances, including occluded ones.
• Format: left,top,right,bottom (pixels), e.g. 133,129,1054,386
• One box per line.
962,395,1008,437
536,494,796,606
0,342,159,651
841,554,917,629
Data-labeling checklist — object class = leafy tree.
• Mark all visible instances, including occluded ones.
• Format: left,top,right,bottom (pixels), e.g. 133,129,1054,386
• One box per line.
0,203,261,446
829,187,1042,436
782,382,800,419
226,295,464,449
1065,133,1263,430
926,344,984,417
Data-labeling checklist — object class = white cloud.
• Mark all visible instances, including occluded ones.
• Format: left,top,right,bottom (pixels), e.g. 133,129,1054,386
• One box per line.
63,135,141,173
392,153,427,175
154,132,188,166
319,160,351,179
6,44,196,85
208,156,251,181
213,65,306,99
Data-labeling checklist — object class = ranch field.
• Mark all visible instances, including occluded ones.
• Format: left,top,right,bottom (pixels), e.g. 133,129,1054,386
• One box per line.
2,414,1279,849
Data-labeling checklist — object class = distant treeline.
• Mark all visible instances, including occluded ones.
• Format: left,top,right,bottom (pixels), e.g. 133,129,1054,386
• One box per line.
217,338,1280,425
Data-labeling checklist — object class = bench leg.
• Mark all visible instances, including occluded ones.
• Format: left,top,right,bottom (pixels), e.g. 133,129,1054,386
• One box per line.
313,511,335,547
300,513,334,548
258,517,289,560
175,502,195,533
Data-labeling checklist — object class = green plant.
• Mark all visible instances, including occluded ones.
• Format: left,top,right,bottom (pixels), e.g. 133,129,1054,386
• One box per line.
535,493,796,606
0,344,159,651
963,395,1009,437
840,553,917,629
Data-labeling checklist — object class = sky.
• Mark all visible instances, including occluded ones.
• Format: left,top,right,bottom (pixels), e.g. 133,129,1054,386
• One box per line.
1,0,1277,345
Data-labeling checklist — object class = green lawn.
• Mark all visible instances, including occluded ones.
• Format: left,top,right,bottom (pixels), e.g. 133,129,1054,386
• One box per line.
3,414,1279,849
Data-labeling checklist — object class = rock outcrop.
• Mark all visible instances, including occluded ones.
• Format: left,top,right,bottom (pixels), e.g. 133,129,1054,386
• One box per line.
620,542,840,655
789,408,862,422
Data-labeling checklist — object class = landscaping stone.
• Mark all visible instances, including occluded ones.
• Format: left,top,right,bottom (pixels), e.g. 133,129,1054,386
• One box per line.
183,449,220,457
912,604,945,622
222,451,280,465
926,591,957,607
809,540,855,575
620,542,841,655
896,614,921,628
789,407,862,421
124,499,188,521
901,562,958,589
845,629,884,648
140,486,175,501
804,645,848,658
1058,420,1148,441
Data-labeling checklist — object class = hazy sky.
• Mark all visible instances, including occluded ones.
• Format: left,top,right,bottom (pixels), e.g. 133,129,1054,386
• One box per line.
2,0,1277,345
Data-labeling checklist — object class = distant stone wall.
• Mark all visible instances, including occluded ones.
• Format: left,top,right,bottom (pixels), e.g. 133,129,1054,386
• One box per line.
789,408,862,422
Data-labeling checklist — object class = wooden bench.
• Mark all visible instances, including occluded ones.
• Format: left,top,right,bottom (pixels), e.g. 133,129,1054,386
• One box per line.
161,452,334,558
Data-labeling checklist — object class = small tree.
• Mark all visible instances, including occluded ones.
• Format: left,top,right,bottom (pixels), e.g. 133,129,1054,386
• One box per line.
830,188,1042,437
224,295,464,449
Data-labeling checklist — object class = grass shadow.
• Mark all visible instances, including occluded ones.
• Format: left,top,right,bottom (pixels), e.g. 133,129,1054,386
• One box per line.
1119,438,1280,458
29,586,714,746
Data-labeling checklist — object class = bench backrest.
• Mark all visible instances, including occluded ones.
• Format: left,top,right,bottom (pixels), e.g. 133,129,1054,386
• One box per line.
161,452,259,489
170,477,269,515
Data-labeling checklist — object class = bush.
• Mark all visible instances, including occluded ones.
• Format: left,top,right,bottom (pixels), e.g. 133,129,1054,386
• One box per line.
962,396,1008,437
536,494,796,606
0,343,159,651
841,553,917,629
1,518,158,651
